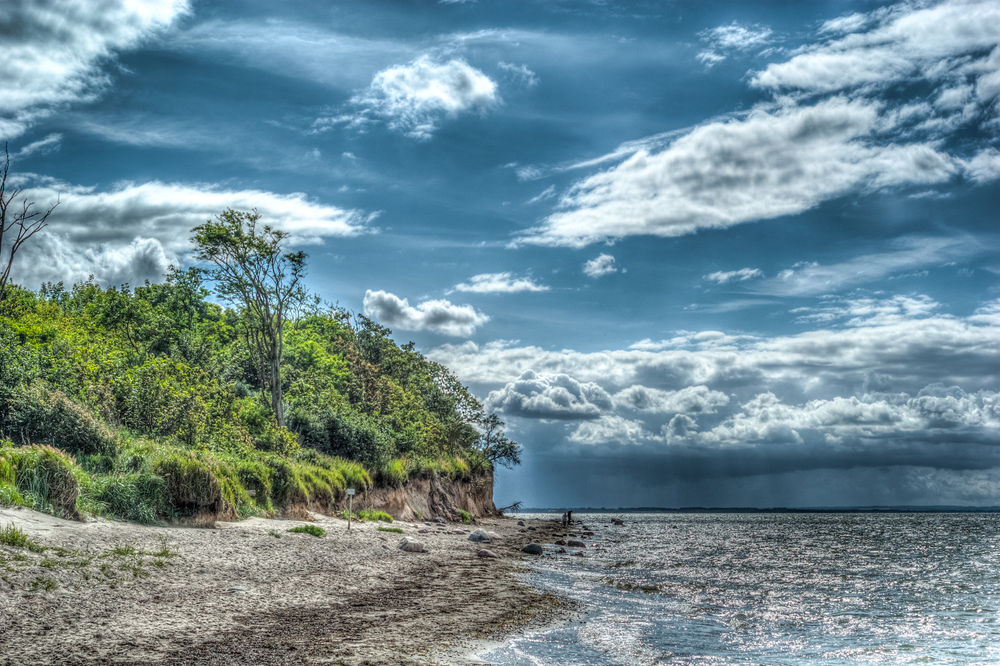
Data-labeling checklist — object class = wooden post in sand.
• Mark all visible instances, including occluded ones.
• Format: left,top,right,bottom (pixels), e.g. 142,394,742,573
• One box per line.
347,488,355,531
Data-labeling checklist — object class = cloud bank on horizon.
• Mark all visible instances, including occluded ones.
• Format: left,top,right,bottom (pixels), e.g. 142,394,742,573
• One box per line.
1,0,997,506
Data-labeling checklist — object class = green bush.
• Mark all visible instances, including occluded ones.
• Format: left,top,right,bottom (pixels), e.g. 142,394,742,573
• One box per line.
287,524,325,537
152,449,249,518
457,509,472,525
83,472,166,524
0,522,43,551
377,526,403,534
378,457,409,487
2,383,116,456
358,509,393,523
1,444,81,519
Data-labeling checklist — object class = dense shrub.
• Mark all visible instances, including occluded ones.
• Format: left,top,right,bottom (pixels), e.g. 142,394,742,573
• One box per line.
2,383,117,456
83,472,166,524
1,444,81,519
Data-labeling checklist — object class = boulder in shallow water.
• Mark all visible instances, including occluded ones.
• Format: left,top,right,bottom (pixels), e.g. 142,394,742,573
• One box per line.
399,537,425,553
477,549,499,558
469,529,492,542
522,543,544,555
567,539,586,548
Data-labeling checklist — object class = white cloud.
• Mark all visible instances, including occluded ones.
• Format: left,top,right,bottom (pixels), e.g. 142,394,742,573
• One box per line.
755,236,987,297
12,133,63,159
333,56,499,139
429,296,1000,480
497,61,539,87
583,253,619,278
704,267,763,284
519,0,999,249
524,98,962,247
613,385,729,415
697,21,773,67
486,370,612,420
6,179,367,288
752,0,1000,93
363,289,489,336
0,0,189,139
452,272,548,294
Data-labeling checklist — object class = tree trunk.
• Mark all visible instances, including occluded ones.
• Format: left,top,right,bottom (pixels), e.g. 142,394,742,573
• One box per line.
270,351,284,428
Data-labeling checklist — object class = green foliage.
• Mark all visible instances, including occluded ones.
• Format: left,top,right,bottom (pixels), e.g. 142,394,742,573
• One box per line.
2,382,117,456
357,509,393,523
377,526,403,534
0,523,43,551
287,524,325,537
457,509,472,525
0,227,520,524
0,444,80,519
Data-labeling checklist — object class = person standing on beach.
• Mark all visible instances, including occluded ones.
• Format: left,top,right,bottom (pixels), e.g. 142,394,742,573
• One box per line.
567,510,573,525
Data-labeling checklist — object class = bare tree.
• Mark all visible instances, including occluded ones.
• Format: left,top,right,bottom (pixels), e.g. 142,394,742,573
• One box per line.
0,142,59,301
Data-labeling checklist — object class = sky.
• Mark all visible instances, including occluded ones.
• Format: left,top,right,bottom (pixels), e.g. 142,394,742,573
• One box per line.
2,0,998,508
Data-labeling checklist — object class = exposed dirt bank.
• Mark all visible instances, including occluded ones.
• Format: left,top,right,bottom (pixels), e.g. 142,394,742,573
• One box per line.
0,506,571,665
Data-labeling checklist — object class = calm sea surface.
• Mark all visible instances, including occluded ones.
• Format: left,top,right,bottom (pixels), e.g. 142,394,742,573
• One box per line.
480,512,1000,665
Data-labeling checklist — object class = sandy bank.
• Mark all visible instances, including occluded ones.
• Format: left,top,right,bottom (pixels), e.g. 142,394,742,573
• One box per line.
0,507,570,665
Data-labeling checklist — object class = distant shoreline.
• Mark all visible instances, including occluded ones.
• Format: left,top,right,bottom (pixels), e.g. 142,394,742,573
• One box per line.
517,505,1000,514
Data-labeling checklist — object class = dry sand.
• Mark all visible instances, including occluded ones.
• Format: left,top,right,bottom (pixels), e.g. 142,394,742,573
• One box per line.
0,507,573,665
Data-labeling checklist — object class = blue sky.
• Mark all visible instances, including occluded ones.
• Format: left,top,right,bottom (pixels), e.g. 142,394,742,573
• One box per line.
3,0,998,507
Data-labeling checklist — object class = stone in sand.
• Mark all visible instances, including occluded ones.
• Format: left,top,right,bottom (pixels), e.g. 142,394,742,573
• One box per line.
567,539,586,548
398,537,425,553
468,529,492,542
521,543,543,555
477,549,499,559
517,520,525,526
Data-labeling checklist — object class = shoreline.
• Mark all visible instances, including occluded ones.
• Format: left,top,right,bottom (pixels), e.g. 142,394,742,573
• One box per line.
0,506,570,665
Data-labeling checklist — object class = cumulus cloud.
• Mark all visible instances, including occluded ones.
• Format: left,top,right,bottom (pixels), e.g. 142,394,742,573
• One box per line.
6,179,367,288
452,272,548,294
583,253,618,278
0,0,189,139
363,289,489,336
486,370,612,420
704,267,763,284
325,56,499,139
613,385,729,415
520,0,999,248
431,294,1000,493
697,21,773,66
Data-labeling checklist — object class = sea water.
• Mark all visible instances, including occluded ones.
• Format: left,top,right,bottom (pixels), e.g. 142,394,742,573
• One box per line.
479,512,1000,665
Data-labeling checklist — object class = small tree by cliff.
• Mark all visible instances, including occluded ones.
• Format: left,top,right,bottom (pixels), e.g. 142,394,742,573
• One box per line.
478,413,522,469
0,143,58,302
192,209,306,427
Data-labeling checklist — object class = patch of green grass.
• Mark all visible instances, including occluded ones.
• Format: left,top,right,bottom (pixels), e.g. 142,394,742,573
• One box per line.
106,544,137,557
357,509,393,523
457,509,472,525
287,524,325,537
146,536,177,558
0,523,44,552
29,576,57,591
376,526,403,534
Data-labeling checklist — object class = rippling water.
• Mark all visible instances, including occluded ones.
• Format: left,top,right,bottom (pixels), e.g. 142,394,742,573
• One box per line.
480,512,1000,665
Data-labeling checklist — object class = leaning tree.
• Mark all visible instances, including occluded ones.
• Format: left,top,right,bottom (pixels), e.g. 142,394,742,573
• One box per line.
0,142,59,301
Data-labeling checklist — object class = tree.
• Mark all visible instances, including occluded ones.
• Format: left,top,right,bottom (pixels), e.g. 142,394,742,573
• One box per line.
0,142,59,302
191,209,306,427
478,413,522,468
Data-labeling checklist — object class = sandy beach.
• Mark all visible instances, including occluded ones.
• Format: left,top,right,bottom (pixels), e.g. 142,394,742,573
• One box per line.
0,507,572,665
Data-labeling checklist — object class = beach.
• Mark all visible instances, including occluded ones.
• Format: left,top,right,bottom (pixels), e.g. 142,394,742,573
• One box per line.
0,507,569,665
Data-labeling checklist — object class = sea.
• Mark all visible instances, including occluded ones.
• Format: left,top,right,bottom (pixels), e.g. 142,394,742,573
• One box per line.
478,512,1000,665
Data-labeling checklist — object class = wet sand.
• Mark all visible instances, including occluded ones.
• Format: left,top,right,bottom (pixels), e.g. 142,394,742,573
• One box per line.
0,506,571,665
